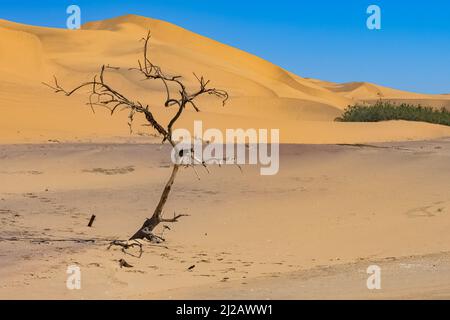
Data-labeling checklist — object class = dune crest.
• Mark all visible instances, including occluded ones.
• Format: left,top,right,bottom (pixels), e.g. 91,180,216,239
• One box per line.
0,15,449,144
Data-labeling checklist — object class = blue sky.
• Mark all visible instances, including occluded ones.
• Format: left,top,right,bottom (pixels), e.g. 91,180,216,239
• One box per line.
2,0,450,93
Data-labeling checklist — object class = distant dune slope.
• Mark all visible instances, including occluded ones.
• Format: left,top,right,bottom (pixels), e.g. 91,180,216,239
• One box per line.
1,15,449,143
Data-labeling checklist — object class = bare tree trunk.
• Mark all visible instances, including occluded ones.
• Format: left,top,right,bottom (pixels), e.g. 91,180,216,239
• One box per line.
130,164,183,240
44,32,228,246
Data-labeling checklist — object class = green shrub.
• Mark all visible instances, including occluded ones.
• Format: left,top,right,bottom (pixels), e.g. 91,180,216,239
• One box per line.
336,101,450,126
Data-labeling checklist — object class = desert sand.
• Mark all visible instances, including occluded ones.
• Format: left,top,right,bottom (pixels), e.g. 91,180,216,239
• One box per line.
1,15,450,144
0,15,450,299
0,140,449,299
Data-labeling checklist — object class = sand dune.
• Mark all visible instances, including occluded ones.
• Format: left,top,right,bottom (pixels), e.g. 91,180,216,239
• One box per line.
1,15,450,300
1,15,449,144
310,79,450,109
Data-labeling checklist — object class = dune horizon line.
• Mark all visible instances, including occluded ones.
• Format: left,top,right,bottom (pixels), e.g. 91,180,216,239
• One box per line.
0,14,450,144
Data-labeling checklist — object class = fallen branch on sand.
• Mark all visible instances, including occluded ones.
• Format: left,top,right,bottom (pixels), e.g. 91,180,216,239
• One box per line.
108,240,144,258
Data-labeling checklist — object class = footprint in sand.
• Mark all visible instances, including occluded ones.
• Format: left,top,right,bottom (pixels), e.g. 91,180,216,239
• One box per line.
39,197,52,203
23,193,38,199
197,259,211,263
405,201,448,218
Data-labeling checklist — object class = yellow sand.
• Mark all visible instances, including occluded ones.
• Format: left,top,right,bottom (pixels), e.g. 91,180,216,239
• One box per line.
1,141,450,299
1,16,450,299
1,15,449,144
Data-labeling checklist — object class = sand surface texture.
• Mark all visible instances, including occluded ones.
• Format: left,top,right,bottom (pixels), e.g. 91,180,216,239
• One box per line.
0,140,449,299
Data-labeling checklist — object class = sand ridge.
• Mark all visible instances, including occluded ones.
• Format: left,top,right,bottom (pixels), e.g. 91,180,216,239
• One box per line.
1,15,449,144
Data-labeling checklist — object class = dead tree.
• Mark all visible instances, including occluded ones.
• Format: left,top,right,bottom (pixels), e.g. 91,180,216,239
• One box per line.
44,31,228,243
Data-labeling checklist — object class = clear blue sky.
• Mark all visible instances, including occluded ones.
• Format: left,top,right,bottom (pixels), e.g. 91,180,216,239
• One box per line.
2,0,450,94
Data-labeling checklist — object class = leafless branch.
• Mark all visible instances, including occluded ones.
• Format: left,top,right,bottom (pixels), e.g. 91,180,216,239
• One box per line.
44,31,229,247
